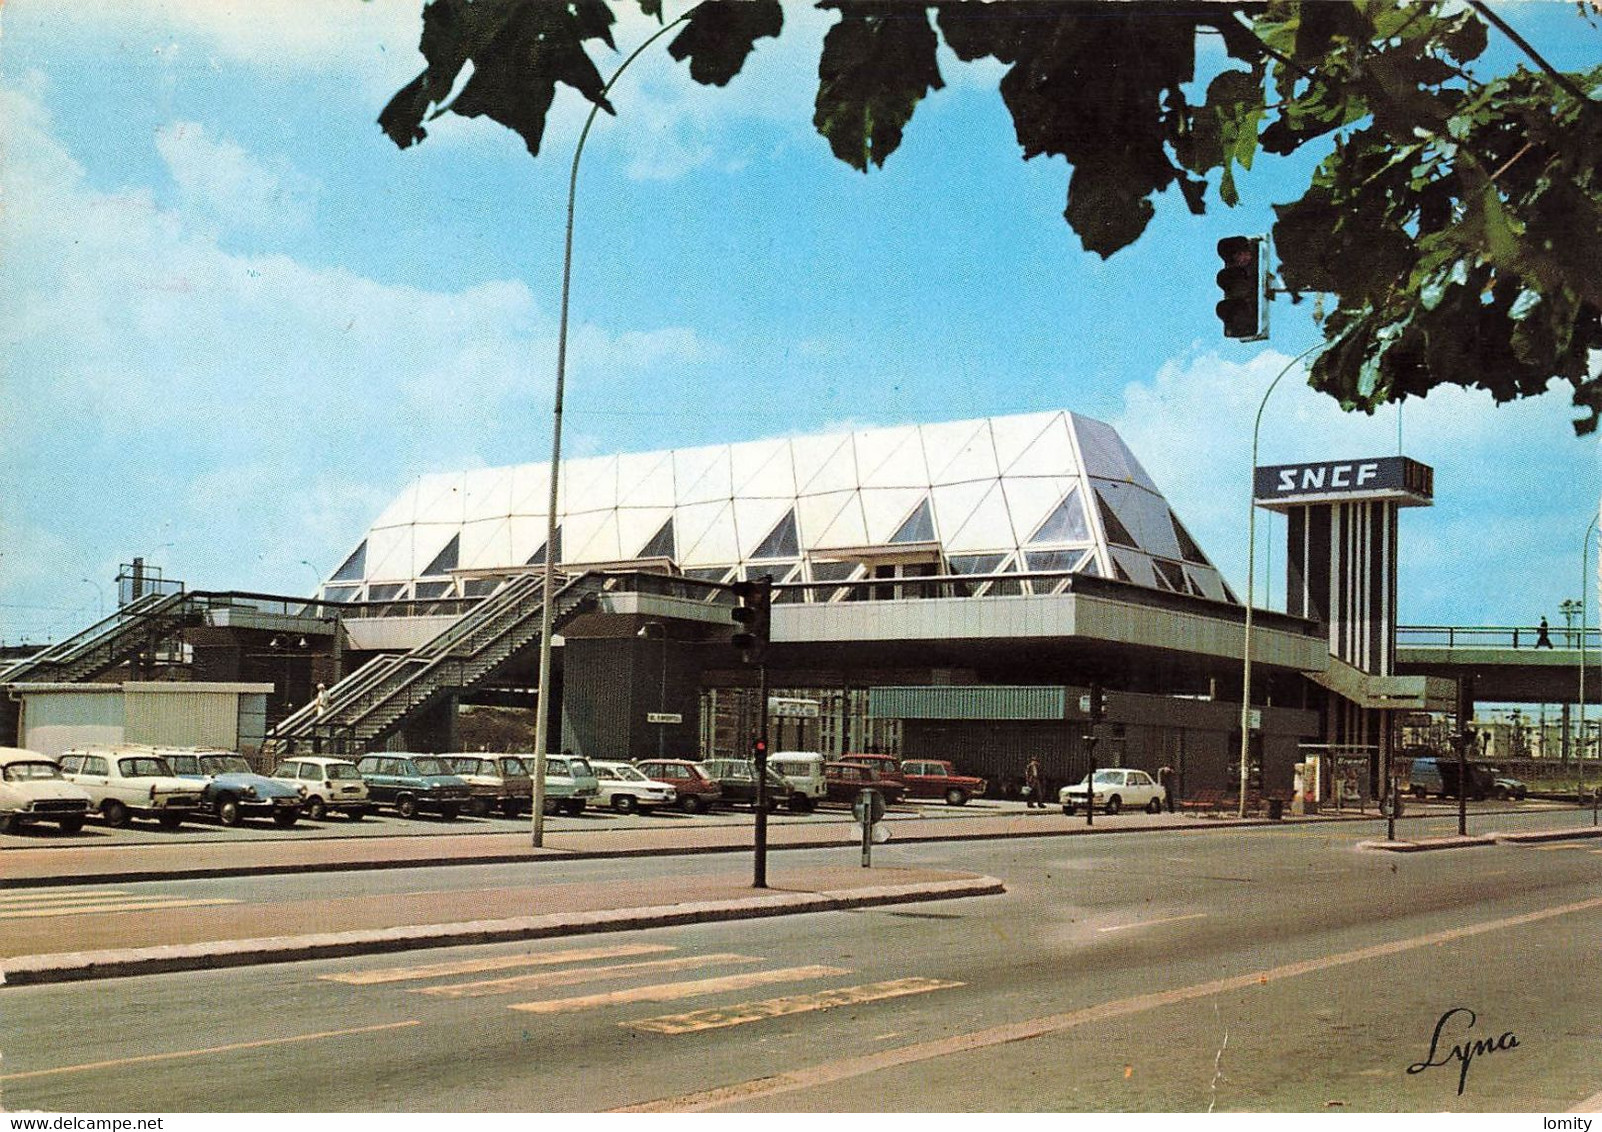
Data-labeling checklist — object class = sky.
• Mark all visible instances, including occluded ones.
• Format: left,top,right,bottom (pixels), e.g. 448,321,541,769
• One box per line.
2,0,1599,644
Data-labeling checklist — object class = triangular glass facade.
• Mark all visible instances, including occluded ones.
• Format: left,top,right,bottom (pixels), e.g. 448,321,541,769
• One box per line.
638,518,676,560
751,511,799,559
422,534,459,577
890,498,935,544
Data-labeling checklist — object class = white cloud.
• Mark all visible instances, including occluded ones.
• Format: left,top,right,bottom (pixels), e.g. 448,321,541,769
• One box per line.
0,83,714,638
1112,345,1601,625
155,120,316,234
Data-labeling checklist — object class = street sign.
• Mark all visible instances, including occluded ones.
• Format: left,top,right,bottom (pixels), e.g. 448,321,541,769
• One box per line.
852,789,887,826
1248,709,1262,731
646,712,682,724
769,697,820,719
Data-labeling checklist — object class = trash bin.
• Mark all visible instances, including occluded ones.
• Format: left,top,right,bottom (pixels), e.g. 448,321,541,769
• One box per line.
1266,798,1284,821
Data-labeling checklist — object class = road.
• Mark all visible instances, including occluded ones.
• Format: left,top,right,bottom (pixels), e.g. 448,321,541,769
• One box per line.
5,814,1602,1112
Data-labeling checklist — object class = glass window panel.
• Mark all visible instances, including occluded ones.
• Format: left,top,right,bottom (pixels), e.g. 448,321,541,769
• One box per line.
1026,549,1088,573
685,566,733,582
890,499,935,544
526,527,562,566
1028,488,1090,544
368,583,405,602
1152,559,1186,592
462,578,502,597
1094,489,1138,548
751,511,799,559
422,534,459,577
415,580,453,599
638,518,676,560
1170,513,1211,565
331,541,366,582
946,553,1005,576
322,585,359,603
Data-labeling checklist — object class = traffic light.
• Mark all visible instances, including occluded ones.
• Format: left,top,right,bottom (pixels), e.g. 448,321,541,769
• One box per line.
1088,683,1105,724
1215,236,1262,339
730,574,773,660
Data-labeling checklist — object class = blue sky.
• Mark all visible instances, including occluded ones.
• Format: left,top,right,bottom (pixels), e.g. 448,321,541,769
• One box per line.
2,0,1599,643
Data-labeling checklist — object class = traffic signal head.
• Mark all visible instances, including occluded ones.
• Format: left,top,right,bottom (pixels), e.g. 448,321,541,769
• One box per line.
730,574,773,660
1215,236,1262,339
1088,683,1105,724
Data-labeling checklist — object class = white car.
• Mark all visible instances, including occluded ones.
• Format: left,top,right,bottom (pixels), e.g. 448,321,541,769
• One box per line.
58,746,204,829
1060,768,1165,815
767,751,828,812
272,755,372,821
589,760,676,814
0,747,92,834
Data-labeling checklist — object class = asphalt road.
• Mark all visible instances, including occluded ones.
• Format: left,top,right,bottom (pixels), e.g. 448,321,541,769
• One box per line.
5,816,1602,1113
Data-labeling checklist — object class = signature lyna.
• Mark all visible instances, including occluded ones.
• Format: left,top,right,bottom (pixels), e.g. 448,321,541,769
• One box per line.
1407,1007,1519,1096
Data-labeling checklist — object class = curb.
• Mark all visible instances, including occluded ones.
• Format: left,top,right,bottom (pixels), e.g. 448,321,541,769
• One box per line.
1496,827,1602,843
0,875,1006,987
1358,835,1498,853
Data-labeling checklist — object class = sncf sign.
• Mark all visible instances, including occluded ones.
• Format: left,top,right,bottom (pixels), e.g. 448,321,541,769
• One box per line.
1253,456,1433,507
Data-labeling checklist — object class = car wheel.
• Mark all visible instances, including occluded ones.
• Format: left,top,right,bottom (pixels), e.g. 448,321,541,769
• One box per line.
396,795,419,820
217,797,242,827
439,803,460,821
101,800,130,828
272,810,298,829
501,800,524,818
1105,795,1123,815
57,815,85,835
788,796,814,814
347,807,366,821
1,815,19,835
1493,786,1508,801
1062,804,1075,816
1146,797,1162,814
157,812,184,830
680,795,706,815
611,795,638,815
562,800,585,816
468,797,491,817
945,788,969,806
1411,786,1427,799
304,796,327,822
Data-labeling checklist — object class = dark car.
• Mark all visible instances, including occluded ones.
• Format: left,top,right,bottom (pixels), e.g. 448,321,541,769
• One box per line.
824,761,905,806
701,758,789,810
1407,756,1495,801
634,758,723,814
165,750,304,828
355,754,471,820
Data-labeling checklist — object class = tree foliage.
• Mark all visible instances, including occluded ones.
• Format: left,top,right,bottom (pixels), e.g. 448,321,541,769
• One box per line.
381,0,1602,433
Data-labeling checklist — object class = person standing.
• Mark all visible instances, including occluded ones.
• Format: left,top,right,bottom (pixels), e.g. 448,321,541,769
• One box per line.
1024,756,1044,809
1536,617,1554,649
1158,765,1176,813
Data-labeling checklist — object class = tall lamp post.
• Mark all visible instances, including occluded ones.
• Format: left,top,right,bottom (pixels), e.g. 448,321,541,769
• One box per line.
1239,343,1324,818
1582,512,1599,763
529,14,690,848
79,578,105,620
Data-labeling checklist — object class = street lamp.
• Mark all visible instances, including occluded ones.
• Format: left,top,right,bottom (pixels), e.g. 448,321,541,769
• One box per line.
637,621,668,758
1239,342,1324,818
1582,512,1599,762
529,13,691,848
80,578,104,620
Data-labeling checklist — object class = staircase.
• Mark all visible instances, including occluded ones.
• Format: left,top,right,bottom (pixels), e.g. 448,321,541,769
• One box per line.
1,592,197,685
264,571,605,756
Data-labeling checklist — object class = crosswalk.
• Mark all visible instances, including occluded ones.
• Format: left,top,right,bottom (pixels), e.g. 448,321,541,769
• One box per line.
320,940,963,1036
0,888,239,919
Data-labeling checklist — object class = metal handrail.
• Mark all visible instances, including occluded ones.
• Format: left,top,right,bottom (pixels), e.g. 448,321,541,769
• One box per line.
1398,625,1602,650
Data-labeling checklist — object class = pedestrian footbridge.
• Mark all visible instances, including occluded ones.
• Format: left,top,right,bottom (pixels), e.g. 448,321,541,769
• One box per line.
1397,626,1602,703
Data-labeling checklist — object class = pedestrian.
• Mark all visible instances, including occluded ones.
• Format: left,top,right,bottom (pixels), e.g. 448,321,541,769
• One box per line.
1158,765,1176,813
1024,756,1044,809
314,681,329,718
1537,617,1554,649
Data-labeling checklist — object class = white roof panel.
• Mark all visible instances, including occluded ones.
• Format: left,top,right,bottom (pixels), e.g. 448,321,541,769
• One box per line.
731,438,795,499
1072,414,1159,491
791,432,855,494
926,418,999,484
859,487,928,544
856,425,927,489
677,500,737,565
935,480,1011,553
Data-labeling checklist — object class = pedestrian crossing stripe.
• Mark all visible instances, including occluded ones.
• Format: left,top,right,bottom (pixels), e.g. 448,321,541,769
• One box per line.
320,942,675,986
0,897,239,919
507,965,852,1015
418,953,762,998
624,977,965,1035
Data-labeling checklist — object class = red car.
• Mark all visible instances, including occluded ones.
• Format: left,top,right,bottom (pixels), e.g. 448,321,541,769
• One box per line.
633,758,723,814
900,758,987,806
838,753,908,795
824,761,905,806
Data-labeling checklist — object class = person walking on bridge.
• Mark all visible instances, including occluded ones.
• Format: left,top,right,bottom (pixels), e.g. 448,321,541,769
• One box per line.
1537,617,1554,649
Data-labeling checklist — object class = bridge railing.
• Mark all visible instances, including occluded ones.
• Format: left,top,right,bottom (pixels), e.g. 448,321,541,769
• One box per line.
1399,625,1602,650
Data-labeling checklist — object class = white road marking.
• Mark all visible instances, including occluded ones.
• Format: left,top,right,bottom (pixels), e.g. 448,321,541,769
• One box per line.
1096,913,1207,933
509,965,851,1015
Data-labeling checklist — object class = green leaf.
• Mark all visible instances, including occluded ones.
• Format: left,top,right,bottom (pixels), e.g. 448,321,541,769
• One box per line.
667,0,782,88
813,5,943,172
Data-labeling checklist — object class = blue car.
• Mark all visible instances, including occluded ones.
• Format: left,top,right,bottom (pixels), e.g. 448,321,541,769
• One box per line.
165,750,305,827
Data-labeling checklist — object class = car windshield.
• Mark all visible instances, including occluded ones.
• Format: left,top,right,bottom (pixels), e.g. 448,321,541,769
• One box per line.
500,758,528,776
326,763,361,780
3,761,63,782
569,758,593,776
120,757,175,777
166,755,200,774
413,758,449,775
200,755,252,774
607,765,646,781
1080,771,1121,785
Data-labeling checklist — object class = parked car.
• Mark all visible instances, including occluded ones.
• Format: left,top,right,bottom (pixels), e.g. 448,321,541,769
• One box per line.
354,754,471,819
900,759,987,806
589,760,676,814
634,758,723,814
164,750,304,828
1407,756,1494,801
767,751,829,812
0,747,91,834
824,760,905,806
1060,768,1165,815
838,753,908,795
58,746,204,829
701,758,790,810
441,754,533,817
535,753,601,815
1484,767,1528,801
271,756,373,821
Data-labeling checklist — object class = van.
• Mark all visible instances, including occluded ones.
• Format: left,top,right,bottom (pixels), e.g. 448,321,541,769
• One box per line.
766,751,828,812
1407,756,1493,801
